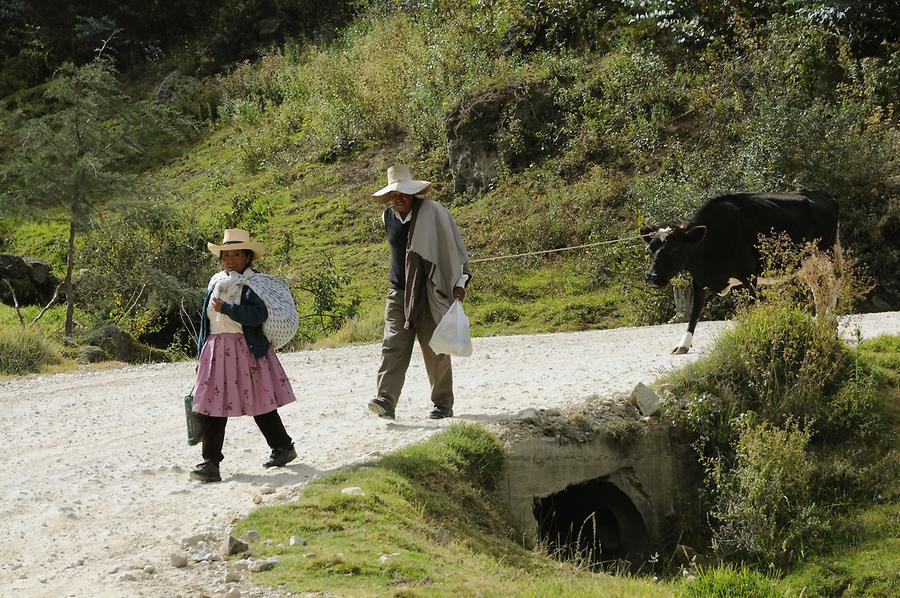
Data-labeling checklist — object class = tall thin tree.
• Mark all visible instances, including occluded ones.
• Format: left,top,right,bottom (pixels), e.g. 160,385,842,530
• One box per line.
0,57,181,335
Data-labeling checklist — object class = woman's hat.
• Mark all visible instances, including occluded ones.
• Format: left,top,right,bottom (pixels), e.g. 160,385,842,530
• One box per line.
372,165,431,197
207,229,266,260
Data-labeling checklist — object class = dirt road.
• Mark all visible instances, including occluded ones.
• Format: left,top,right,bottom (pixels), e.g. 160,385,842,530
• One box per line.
3,313,898,597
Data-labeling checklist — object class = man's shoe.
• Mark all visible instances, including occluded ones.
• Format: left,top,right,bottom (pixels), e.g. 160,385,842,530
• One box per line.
429,405,454,419
368,397,396,420
264,444,297,468
190,460,221,483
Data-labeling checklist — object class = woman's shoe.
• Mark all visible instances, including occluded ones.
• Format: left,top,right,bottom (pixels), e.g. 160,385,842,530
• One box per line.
190,460,221,482
264,444,297,468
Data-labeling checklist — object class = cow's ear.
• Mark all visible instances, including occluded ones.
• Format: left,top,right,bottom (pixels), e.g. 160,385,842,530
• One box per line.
685,225,707,244
639,225,656,244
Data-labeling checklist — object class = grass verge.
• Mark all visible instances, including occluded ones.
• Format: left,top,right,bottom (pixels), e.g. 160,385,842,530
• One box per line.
233,424,669,597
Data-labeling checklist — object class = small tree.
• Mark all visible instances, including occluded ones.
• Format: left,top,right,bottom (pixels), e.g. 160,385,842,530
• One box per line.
0,57,182,335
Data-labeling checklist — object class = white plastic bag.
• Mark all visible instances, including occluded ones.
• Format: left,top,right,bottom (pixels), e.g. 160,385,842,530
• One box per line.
429,300,473,357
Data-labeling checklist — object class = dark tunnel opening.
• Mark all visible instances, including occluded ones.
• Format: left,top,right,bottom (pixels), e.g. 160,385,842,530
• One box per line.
533,477,651,569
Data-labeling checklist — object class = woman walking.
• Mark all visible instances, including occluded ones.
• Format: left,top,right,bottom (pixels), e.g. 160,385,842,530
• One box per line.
190,229,297,483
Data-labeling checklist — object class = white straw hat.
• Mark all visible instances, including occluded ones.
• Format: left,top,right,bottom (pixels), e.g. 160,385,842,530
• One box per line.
207,229,266,260
372,165,431,197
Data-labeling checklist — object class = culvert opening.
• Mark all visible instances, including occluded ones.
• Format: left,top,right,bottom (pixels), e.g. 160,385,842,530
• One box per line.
533,478,650,569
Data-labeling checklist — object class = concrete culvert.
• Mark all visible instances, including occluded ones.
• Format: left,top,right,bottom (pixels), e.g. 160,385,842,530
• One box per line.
533,478,650,568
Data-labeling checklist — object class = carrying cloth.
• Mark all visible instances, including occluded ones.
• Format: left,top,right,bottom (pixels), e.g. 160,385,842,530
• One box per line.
405,199,471,326
207,270,299,350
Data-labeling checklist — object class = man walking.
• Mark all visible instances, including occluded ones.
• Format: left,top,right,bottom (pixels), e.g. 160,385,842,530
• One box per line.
368,165,471,420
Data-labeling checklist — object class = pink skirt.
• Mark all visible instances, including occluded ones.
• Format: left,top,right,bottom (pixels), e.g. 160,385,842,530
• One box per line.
192,333,296,417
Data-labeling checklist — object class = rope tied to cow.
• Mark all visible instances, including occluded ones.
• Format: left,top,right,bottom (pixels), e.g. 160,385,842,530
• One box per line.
469,233,644,264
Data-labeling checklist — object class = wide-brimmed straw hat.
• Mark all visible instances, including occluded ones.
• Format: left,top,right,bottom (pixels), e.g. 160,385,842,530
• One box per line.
207,229,266,260
372,165,431,197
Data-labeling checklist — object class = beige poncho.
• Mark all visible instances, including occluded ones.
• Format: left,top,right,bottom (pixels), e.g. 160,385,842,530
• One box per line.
403,198,471,327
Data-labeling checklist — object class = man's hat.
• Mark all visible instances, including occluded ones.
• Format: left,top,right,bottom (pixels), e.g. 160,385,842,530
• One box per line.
372,165,431,197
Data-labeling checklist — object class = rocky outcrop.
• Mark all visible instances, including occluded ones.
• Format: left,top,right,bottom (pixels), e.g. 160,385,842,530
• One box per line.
445,80,558,195
84,325,170,364
0,254,60,307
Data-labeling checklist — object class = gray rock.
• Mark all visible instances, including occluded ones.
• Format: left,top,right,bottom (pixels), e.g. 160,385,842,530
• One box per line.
515,408,539,421
242,530,261,542
170,553,189,568
180,533,215,548
84,324,170,364
249,558,277,572
445,81,559,195
341,487,365,496
288,536,307,547
0,254,60,306
231,559,250,571
226,535,249,556
629,382,661,416
77,345,108,364
224,571,241,582
258,483,275,495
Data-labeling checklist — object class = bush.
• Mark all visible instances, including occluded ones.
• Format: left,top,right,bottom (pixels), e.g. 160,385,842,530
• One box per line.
0,327,60,375
77,203,212,348
704,419,830,568
667,305,853,438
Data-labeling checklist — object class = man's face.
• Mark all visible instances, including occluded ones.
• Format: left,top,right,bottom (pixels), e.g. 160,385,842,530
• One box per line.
389,191,414,216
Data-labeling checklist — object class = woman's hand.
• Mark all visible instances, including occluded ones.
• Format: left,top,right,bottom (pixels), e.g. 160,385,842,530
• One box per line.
212,297,224,313
453,286,466,301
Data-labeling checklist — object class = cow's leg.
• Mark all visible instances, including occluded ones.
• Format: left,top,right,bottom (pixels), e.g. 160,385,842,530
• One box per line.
673,279,707,355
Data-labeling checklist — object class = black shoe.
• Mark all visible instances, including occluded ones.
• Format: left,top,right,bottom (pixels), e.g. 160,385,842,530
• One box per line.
190,460,221,483
264,444,297,468
368,397,396,420
429,405,454,419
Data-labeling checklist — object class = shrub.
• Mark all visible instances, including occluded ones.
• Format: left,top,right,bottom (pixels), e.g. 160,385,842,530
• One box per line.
0,327,60,375
78,204,212,346
293,257,361,344
667,305,852,437
704,418,829,568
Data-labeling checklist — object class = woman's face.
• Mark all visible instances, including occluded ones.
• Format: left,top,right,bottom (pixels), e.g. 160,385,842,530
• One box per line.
220,249,251,273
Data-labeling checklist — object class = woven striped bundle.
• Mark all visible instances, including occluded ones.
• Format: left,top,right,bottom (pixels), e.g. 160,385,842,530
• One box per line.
209,271,299,350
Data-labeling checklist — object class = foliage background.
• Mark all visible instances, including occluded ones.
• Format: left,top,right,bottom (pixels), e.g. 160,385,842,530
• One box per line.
2,0,899,346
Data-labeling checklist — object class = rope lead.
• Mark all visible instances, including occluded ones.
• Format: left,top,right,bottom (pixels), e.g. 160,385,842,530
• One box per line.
469,234,643,264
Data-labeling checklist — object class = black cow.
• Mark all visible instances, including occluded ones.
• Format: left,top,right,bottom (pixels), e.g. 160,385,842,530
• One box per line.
640,190,839,354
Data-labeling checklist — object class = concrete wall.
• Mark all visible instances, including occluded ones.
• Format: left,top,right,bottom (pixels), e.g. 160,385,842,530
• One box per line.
500,420,698,552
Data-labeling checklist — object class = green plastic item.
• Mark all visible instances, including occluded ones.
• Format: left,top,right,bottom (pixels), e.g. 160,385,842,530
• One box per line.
184,392,206,446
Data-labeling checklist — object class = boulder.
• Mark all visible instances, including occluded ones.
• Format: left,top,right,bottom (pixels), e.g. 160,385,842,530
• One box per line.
445,80,558,195
84,325,170,364
225,535,249,556
77,346,108,364
0,254,60,306
628,382,661,417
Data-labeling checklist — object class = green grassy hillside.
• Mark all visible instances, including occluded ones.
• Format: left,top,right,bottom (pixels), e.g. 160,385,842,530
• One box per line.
2,1,899,352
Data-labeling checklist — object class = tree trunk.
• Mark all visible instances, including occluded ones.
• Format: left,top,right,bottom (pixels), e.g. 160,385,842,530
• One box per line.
671,284,692,324
64,218,76,336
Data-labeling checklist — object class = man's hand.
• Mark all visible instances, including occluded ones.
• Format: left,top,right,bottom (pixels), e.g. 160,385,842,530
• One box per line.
452,286,466,301
212,297,224,313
